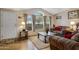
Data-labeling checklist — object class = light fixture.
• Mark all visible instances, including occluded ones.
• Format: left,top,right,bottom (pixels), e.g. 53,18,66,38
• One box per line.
21,22,25,25
19,26,24,29
70,21,75,25
70,21,75,30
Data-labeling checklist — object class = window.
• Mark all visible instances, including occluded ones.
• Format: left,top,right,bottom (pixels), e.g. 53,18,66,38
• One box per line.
26,15,33,31
45,16,51,29
25,11,52,32
35,16,44,31
33,11,44,31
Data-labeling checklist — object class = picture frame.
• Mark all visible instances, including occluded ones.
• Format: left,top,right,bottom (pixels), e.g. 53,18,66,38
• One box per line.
56,16,62,19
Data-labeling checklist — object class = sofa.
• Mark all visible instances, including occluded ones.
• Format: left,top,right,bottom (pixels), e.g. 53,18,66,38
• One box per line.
50,26,74,39
54,26,68,31
49,35,79,50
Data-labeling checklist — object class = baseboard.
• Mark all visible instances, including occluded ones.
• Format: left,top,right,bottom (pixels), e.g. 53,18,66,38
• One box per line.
1,37,17,40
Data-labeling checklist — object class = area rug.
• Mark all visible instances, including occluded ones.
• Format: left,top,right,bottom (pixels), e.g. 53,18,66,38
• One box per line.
29,36,50,50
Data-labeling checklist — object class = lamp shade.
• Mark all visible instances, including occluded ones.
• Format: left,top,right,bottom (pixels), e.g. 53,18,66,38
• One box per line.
21,22,25,25
70,21,75,25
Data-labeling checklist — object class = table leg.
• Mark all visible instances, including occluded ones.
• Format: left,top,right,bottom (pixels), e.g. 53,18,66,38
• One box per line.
45,36,47,43
38,33,39,38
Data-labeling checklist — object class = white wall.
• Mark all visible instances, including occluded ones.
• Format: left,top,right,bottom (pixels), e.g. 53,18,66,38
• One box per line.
54,10,79,30
0,11,1,39
17,12,25,31
1,10,18,39
22,8,55,28
55,11,70,27
23,8,52,16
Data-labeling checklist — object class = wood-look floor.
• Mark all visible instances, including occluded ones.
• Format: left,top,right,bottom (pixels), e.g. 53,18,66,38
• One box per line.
0,36,50,50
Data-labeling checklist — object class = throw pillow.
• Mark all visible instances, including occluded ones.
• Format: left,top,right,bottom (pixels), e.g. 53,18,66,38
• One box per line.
74,37,79,42
71,33,79,42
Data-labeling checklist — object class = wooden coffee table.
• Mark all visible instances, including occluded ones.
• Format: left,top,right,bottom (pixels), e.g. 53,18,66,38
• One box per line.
38,32,55,43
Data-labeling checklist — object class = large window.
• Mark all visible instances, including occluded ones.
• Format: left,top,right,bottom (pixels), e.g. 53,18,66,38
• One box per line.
35,16,44,30
25,11,52,32
26,15,33,31
45,16,51,29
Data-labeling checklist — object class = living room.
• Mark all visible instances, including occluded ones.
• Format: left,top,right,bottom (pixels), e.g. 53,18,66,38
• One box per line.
0,8,79,50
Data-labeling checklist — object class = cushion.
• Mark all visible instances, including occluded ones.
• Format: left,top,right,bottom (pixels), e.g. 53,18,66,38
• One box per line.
64,34,74,39
72,42,79,49
49,36,77,49
54,26,62,31
71,33,79,41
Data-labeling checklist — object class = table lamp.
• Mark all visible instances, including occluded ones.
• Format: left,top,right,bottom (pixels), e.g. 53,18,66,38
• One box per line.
70,21,75,30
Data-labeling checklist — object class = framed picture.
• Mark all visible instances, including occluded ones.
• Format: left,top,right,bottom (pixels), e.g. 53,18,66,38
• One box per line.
68,10,79,19
56,16,62,19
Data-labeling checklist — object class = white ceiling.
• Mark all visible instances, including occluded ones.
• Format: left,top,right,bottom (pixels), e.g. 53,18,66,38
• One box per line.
43,8,79,15
9,8,79,15
43,8,70,15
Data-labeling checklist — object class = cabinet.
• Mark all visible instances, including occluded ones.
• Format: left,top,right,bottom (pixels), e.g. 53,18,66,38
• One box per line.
68,10,79,19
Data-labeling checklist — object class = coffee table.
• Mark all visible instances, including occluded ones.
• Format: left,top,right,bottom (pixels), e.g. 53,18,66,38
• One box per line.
38,32,55,43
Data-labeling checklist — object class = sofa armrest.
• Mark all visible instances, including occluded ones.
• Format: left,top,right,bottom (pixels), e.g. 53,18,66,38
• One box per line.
72,43,79,50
